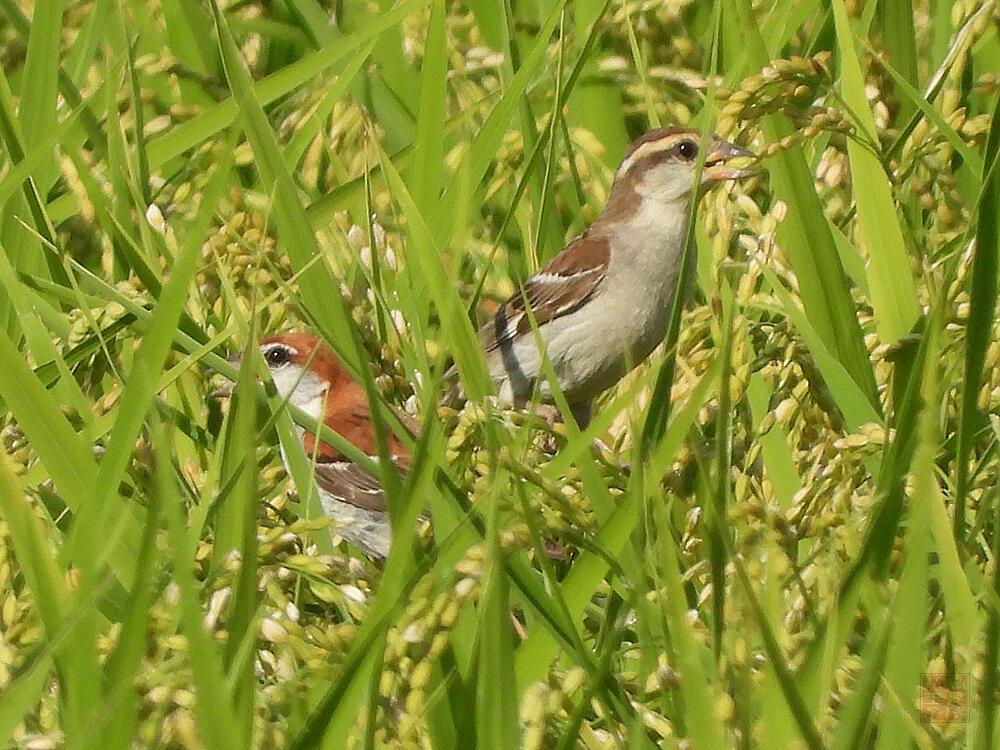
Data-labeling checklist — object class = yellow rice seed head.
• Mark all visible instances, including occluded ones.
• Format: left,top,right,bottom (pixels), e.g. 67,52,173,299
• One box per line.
519,683,549,725
523,726,546,750
410,659,432,689
403,688,424,716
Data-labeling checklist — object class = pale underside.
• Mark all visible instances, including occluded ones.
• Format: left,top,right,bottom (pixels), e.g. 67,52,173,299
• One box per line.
482,192,691,412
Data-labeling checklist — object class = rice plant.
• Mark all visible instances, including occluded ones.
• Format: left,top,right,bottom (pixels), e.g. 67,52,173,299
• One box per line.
0,0,997,748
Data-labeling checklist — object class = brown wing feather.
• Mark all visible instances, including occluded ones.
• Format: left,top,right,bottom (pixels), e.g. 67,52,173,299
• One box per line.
481,233,610,353
312,461,389,514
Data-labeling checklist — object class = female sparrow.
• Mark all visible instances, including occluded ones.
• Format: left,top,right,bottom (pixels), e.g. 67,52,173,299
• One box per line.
472,127,755,425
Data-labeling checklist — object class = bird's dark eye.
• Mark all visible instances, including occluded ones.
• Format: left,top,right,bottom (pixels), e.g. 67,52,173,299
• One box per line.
265,346,292,366
676,140,698,160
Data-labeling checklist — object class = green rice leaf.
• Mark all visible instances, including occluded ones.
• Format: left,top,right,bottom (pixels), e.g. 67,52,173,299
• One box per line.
831,0,920,344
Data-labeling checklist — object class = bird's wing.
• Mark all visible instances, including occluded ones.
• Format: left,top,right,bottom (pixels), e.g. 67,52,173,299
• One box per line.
481,232,610,353
312,460,389,514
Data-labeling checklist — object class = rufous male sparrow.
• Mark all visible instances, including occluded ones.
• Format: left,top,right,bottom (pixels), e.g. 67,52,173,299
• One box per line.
237,334,569,561
466,127,755,425
254,333,415,559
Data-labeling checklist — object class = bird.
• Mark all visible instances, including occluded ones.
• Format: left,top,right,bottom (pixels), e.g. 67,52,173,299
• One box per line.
467,127,756,426
234,333,570,562
251,333,416,559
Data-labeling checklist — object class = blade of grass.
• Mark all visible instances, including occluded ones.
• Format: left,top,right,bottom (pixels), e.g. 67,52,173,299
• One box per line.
831,0,920,344
0,426,101,743
980,500,1000,748
0,66,99,214
289,469,448,748
0,455,71,669
874,378,933,749
121,17,151,205
639,5,725,457
567,0,627,169
66,125,234,583
875,0,917,124
161,0,220,76
516,356,722,692
372,139,491,400
727,0,880,413
710,307,736,660
462,0,613,316
17,0,61,179
464,0,507,52
285,390,458,748
0,234,90,419
429,0,567,245
283,41,374,171
803,307,940,712
32,255,397,488
885,2,994,166
24,118,223,745
954,92,1000,540
828,217,869,295
303,91,493,230
161,420,247,750
754,535,802,749
746,371,800,509
0,646,53,745
209,0,384,399
81,472,164,750
368,0,420,147
828,609,892,750
0,327,96,510
145,0,428,170
213,334,260,740
473,477,519,750
758,264,880,430
732,555,826,750
927,470,979,654
655,503,728,750
863,38,981,175
281,0,337,47
0,62,66,286
409,0,447,216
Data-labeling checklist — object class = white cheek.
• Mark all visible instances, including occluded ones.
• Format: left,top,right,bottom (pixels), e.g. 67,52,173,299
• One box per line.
635,168,696,203
629,197,686,236
270,368,329,421
268,367,299,399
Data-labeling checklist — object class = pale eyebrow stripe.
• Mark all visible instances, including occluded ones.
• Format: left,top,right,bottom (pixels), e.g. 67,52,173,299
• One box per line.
615,137,681,178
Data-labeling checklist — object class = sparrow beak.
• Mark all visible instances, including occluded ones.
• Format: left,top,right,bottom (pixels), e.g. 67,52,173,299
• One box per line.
703,137,757,181
209,352,243,399
209,383,233,399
